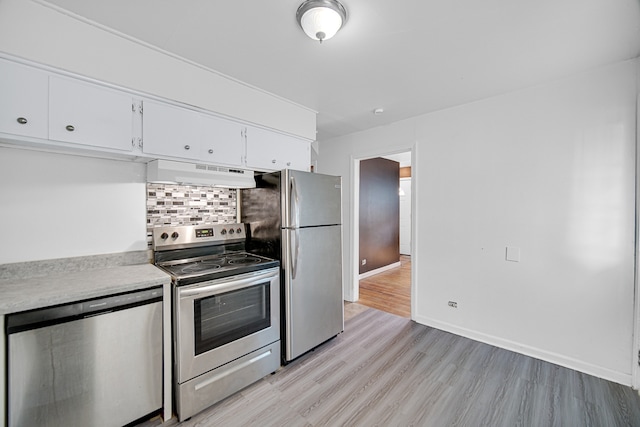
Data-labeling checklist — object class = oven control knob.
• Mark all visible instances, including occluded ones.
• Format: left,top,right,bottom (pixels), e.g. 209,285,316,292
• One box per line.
236,228,242,234
160,232,168,240
171,232,179,239
220,229,227,235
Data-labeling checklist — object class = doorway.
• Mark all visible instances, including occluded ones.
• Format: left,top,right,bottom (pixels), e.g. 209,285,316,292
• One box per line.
350,150,413,319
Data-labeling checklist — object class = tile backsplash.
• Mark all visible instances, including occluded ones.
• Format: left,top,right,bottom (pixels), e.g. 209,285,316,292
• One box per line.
146,183,238,234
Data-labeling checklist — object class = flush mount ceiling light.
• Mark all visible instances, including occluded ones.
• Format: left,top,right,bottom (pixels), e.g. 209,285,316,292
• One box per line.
296,0,348,43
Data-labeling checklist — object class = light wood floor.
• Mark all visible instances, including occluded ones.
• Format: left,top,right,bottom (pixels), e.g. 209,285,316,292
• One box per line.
358,255,411,318
154,308,640,427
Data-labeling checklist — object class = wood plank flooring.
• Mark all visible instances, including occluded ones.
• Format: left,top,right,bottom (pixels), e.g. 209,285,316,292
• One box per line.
358,255,411,318
158,308,640,427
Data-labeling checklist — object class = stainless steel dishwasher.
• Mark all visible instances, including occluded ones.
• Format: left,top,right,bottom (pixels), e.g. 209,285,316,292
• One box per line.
6,286,163,427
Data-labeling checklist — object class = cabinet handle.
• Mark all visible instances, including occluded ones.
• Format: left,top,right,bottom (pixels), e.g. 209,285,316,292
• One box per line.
208,149,213,154
272,159,277,164
184,145,190,150
16,117,27,125
65,125,75,132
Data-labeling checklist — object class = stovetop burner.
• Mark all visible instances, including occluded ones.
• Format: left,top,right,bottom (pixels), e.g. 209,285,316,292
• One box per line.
227,254,262,265
179,260,223,274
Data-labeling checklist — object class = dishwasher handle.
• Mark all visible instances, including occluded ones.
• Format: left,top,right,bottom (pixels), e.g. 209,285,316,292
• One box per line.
6,286,163,334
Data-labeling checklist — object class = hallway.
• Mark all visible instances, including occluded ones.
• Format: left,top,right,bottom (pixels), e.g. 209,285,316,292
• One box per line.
356,255,411,318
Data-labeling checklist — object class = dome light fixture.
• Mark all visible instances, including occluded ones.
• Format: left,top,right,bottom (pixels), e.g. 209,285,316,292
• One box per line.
296,0,348,44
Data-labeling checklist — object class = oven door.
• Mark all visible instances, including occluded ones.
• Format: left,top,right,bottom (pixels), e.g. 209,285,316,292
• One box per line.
175,267,280,383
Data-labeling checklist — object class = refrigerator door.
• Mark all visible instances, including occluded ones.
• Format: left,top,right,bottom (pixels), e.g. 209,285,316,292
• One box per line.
283,225,343,361
283,170,342,228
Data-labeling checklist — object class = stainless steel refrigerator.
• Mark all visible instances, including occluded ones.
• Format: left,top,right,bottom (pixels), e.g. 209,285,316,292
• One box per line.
241,169,344,362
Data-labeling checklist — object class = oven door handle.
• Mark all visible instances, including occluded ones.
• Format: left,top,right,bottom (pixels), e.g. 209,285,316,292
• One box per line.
178,269,278,299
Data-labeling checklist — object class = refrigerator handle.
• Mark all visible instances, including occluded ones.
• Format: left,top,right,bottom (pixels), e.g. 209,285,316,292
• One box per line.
291,228,299,280
290,175,299,228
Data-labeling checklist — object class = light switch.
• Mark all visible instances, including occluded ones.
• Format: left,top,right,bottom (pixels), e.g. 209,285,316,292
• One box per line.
506,246,520,262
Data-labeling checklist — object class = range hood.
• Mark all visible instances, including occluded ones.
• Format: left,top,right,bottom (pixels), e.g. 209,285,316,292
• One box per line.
147,159,256,188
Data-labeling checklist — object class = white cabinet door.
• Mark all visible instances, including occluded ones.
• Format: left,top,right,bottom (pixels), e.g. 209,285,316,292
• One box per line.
199,114,244,167
245,126,278,170
280,137,311,171
0,59,48,139
49,76,133,152
245,126,310,171
142,99,201,160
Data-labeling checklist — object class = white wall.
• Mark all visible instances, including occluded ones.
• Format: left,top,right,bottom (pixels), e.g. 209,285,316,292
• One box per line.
0,0,315,141
318,59,638,385
0,147,148,263
399,178,412,255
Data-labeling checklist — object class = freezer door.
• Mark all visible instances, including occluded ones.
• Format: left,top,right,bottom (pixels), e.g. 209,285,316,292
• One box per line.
283,170,342,228
283,225,344,361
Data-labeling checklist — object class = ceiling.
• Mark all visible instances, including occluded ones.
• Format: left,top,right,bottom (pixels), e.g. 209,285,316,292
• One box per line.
41,0,640,141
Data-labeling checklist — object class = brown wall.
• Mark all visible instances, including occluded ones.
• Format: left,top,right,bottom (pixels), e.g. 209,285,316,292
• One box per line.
359,157,400,274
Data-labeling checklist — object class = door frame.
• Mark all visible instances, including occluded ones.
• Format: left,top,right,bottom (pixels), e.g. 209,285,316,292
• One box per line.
349,145,417,319
633,93,640,389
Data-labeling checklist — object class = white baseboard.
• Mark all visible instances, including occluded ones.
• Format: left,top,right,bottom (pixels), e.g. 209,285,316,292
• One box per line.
358,261,402,280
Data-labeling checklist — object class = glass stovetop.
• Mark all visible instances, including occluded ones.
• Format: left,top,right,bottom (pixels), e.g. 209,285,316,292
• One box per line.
157,251,278,283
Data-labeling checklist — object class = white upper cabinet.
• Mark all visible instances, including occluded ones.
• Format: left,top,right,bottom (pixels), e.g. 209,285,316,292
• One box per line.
49,76,134,152
0,58,48,139
142,99,245,167
0,57,316,170
199,114,244,167
245,125,310,172
141,99,201,160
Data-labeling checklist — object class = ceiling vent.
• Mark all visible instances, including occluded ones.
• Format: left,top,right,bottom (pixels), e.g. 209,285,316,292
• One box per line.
147,159,256,188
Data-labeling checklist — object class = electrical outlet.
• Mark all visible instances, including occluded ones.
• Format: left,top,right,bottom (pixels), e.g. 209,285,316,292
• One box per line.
448,301,458,308
361,259,367,265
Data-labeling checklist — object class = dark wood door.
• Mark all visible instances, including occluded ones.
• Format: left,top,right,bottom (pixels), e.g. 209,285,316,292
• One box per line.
359,157,400,274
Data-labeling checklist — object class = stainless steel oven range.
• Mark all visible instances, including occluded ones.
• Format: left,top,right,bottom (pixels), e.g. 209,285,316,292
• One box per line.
152,223,280,422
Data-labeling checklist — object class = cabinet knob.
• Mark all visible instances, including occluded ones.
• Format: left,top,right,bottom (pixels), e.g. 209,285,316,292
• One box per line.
208,149,213,154
287,162,291,166
16,117,27,125
184,145,190,150
65,125,75,132
272,159,276,164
